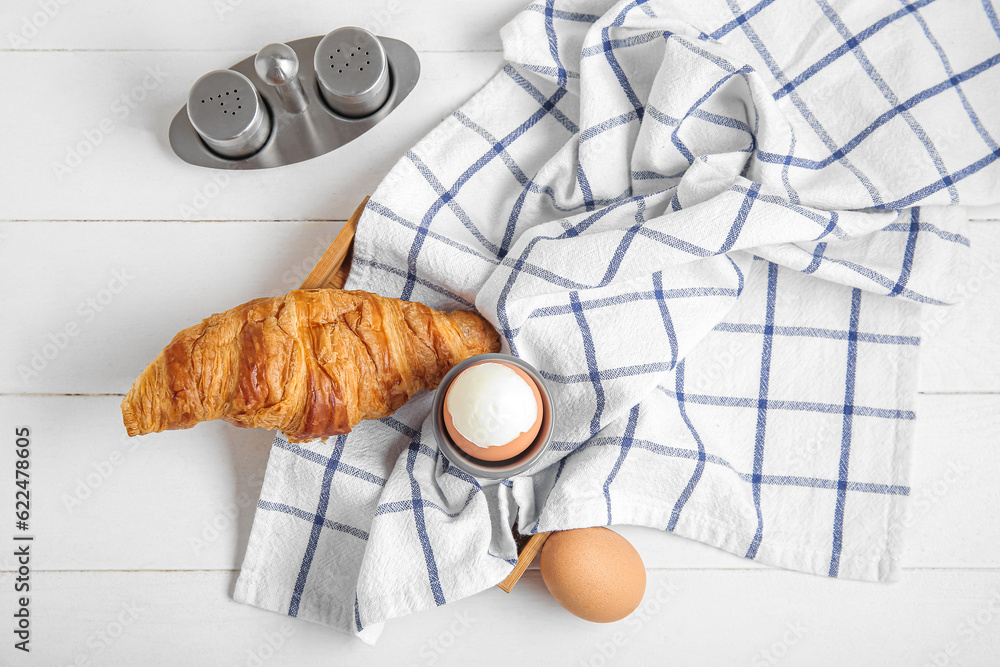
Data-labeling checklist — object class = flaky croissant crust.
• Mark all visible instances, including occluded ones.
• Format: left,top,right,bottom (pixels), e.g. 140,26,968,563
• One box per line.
121,289,501,442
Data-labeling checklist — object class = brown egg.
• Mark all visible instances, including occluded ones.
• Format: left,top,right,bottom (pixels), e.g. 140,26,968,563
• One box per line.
443,361,544,462
540,527,646,623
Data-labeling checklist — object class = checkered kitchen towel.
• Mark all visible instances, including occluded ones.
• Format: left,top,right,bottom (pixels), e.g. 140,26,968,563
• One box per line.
235,0,1000,642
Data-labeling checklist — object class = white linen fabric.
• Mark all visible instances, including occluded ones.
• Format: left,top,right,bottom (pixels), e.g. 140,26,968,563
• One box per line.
234,0,1000,643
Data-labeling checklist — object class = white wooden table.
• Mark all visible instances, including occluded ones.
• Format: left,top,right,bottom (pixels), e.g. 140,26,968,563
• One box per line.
2,1,998,664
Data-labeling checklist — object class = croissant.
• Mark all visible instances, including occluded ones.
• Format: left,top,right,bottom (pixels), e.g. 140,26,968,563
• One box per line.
121,289,501,442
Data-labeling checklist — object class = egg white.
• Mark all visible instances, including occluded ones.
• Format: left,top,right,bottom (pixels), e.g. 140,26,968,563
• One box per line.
446,362,539,448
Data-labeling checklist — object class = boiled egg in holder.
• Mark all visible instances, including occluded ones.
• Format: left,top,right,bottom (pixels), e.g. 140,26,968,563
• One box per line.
432,354,553,478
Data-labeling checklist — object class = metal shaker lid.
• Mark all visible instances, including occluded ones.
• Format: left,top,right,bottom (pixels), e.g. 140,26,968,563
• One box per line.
187,69,270,158
314,27,390,118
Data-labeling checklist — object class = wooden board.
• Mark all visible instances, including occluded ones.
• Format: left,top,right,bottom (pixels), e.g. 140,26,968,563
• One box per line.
0,51,504,222
5,570,1000,666
0,393,994,573
1,3,998,661
0,0,529,52
299,198,367,290
4,221,999,395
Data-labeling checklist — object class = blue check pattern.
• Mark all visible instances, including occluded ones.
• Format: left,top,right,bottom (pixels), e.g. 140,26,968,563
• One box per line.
234,0,998,642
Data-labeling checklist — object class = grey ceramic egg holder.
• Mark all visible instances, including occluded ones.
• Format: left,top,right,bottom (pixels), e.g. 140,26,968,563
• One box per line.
432,354,555,480
169,27,420,170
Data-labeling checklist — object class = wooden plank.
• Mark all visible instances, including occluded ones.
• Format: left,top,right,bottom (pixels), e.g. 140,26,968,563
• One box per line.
4,1,997,662
2,569,998,666
0,393,994,572
919,222,1000,393
0,51,503,221
3,220,999,395
1,52,993,225
0,396,274,572
299,198,367,290
0,0,527,52
968,204,1000,220
1,220,344,395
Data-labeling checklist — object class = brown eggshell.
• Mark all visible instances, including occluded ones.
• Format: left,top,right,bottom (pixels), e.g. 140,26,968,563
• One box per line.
443,361,544,462
540,526,646,623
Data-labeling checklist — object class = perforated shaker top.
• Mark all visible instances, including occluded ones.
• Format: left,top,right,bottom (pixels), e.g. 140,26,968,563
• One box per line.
314,27,390,117
187,70,262,142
